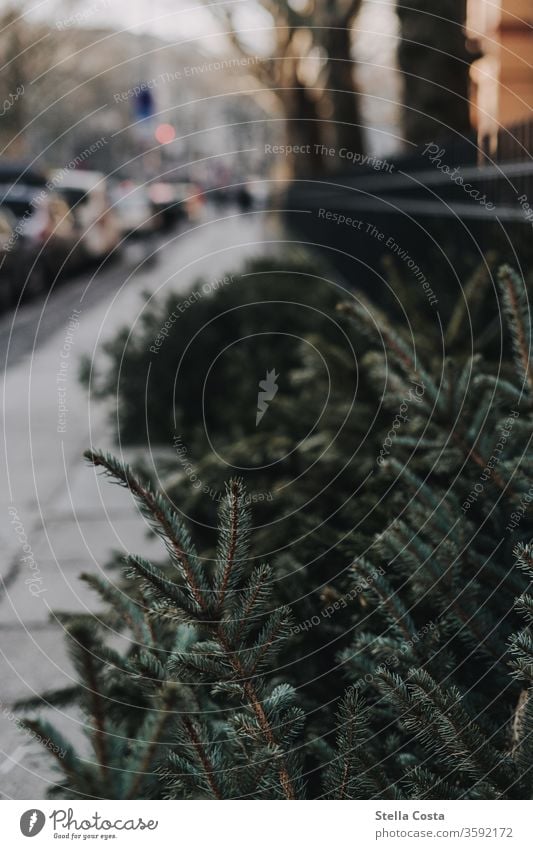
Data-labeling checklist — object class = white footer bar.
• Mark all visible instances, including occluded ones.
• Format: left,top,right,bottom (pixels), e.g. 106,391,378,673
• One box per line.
2,800,531,848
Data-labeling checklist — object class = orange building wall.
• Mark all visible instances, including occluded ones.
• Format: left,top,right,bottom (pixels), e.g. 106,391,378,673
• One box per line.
468,0,533,154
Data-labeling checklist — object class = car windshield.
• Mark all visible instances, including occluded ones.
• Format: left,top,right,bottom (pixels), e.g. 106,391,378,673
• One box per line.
1,197,34,219
57,187,88,208
0,183,42,217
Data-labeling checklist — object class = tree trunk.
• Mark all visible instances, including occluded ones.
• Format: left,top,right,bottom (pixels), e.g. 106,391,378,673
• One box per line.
396,0,472,145
281,82,325,177
322,24,365,165
0,12,29,154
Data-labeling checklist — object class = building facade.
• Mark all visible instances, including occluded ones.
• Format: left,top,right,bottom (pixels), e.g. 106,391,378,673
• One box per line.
468,0,533,156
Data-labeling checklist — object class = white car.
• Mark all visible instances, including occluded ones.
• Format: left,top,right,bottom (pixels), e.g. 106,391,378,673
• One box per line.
51,170,121,260
111,180,160,239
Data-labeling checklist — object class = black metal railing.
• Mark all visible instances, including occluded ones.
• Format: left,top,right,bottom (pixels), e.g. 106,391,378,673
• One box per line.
284,125,533,297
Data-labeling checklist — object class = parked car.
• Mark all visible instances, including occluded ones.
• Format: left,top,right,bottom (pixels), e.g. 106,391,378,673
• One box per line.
0,160,47,191
0,206,45,310
0,181,43,219
16,191,84,282
147,181,190,228
52,170,121,261
111,180,160,240
0,160,48,224
0,161,85,284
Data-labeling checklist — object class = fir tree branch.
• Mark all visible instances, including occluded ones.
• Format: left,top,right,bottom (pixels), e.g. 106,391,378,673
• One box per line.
87,453,297,798
66,622,109,782
216,480,241,611
498,265,533,393
85,450,207,613
126,689,177,799
181,716,223,800
217,630,296,799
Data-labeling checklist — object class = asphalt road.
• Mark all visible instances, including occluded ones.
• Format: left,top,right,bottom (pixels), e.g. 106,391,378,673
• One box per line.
0,208,275,799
